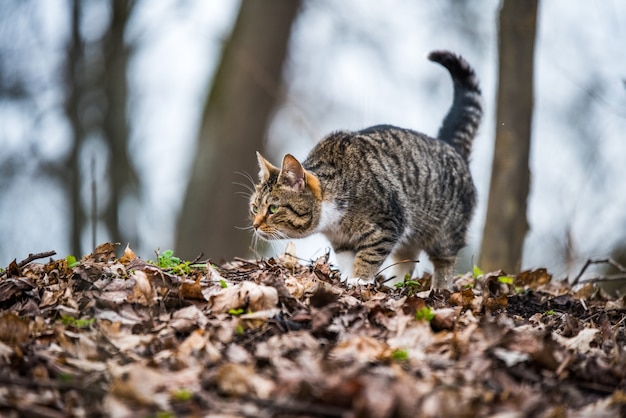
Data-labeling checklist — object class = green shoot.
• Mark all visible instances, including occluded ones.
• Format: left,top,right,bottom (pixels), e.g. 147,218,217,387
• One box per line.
391,348,409,361
66,255,80,268
228,308,245,316
415,306,435,322
473,265,484,278
58,373,73,383
171,388,194,401
498,276,514,285
154,412,175,418
60,315,94,329
150,249,193,275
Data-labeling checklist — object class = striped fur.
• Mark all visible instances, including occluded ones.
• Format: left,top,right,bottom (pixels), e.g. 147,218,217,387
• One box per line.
250,50,482,289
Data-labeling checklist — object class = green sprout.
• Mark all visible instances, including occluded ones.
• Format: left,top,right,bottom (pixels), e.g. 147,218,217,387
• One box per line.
228,308,245,316
66,255,80,268
153,412,175,418
394,276,423,295
415,306,435,322
57,373,73,383
473,265,484,278
60,315,94,329
171,388,194,402
150,249,194,275
391,348,409,361
497,276,514,285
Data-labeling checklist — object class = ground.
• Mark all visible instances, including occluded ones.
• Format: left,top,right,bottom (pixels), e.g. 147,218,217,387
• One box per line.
0,243,624,417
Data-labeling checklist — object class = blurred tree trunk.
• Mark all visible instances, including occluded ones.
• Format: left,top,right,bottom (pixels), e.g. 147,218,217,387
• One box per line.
176,0,301,261
102,0,137,248
65,0,86,257
479,0,538,273
63,0,136,256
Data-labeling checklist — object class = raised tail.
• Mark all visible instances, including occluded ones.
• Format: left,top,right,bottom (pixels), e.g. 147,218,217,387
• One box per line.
428,50,482,161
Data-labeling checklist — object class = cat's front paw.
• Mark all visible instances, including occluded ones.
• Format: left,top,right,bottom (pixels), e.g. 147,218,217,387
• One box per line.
344,277,375,288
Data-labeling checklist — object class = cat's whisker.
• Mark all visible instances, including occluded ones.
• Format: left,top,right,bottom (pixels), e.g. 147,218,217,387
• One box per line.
250,234,261,259
234,171,256,191
235,191,253,200
233,181,254,195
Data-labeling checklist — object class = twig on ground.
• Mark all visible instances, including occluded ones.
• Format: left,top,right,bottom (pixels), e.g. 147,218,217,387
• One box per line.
1,250,57,278
17,251,57,268
572,258,626,285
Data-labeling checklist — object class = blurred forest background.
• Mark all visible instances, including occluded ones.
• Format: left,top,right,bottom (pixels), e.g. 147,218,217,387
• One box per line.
1,0,625,281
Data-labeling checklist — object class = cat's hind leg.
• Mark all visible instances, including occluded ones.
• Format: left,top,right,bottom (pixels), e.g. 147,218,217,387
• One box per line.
430,257,455,290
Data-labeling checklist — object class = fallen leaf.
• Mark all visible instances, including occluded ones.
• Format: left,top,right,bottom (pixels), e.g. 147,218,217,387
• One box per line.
208,281,278,314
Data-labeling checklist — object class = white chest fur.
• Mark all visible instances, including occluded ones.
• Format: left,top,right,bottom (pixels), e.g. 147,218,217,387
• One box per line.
313,201,342,234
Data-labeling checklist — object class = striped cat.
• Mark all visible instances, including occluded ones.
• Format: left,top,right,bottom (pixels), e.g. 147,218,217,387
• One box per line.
250,50,482,289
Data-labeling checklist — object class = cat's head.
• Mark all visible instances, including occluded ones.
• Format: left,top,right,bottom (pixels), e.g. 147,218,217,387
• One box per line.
250,152,322,240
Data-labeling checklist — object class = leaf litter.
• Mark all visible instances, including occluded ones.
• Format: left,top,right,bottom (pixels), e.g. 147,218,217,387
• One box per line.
0,243,624,417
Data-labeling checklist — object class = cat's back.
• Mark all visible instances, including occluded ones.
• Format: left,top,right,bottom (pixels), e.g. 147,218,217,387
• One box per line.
303,125,468,184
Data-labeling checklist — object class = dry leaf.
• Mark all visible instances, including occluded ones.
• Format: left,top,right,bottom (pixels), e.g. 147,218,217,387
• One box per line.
208,281,278,313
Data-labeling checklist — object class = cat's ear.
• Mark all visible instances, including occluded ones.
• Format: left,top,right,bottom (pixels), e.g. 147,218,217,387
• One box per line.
278,154,306,192
256,151,279,182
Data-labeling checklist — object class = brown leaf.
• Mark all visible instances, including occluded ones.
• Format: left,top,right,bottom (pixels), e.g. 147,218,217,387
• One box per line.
0,313,30,345
208,281,278,314
448,288,475,308
430,308,458,332
84,242,118,263
180,277,207,301
127,270,155,306
5,259,21,277
118,244,136,265
215,363,275,398
517,268,552,289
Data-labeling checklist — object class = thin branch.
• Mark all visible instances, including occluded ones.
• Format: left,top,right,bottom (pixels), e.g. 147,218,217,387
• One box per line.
18,250,57,268
578,274,626,284
572,258,626,285
1,250,57,278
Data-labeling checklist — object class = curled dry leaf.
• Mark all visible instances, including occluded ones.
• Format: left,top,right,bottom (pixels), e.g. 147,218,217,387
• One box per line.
109,362,200,409
552,328,600,354
208,281,278,313
118,244,136,265
330,335,391,364
127,270,155,306
169,305,209,331
215,363,275,399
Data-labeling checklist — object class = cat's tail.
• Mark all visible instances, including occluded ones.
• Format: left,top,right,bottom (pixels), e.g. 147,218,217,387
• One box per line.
428,50,482,161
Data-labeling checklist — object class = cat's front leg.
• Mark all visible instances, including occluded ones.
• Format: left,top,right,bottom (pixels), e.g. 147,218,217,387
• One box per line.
333,251,374,287
344,245,392,287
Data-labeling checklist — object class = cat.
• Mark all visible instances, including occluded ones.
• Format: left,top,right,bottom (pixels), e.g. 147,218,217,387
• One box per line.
250,50,482,290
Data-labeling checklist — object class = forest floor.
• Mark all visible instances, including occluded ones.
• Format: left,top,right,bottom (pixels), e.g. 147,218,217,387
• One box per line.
0,242,625,417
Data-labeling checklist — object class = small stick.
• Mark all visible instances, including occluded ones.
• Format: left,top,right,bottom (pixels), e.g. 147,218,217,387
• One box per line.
18,251,57,268
572,258,626,285
1,250,57,278
91,156,97,250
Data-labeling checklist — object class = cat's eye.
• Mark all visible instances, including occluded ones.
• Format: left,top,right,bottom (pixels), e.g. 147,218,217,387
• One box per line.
251,205,258,214
268,205,279,214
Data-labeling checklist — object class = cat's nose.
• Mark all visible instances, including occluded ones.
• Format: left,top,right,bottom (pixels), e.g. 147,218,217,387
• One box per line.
253,215,263,230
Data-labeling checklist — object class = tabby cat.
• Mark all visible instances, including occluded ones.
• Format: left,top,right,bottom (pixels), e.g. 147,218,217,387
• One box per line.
250,50,482,289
